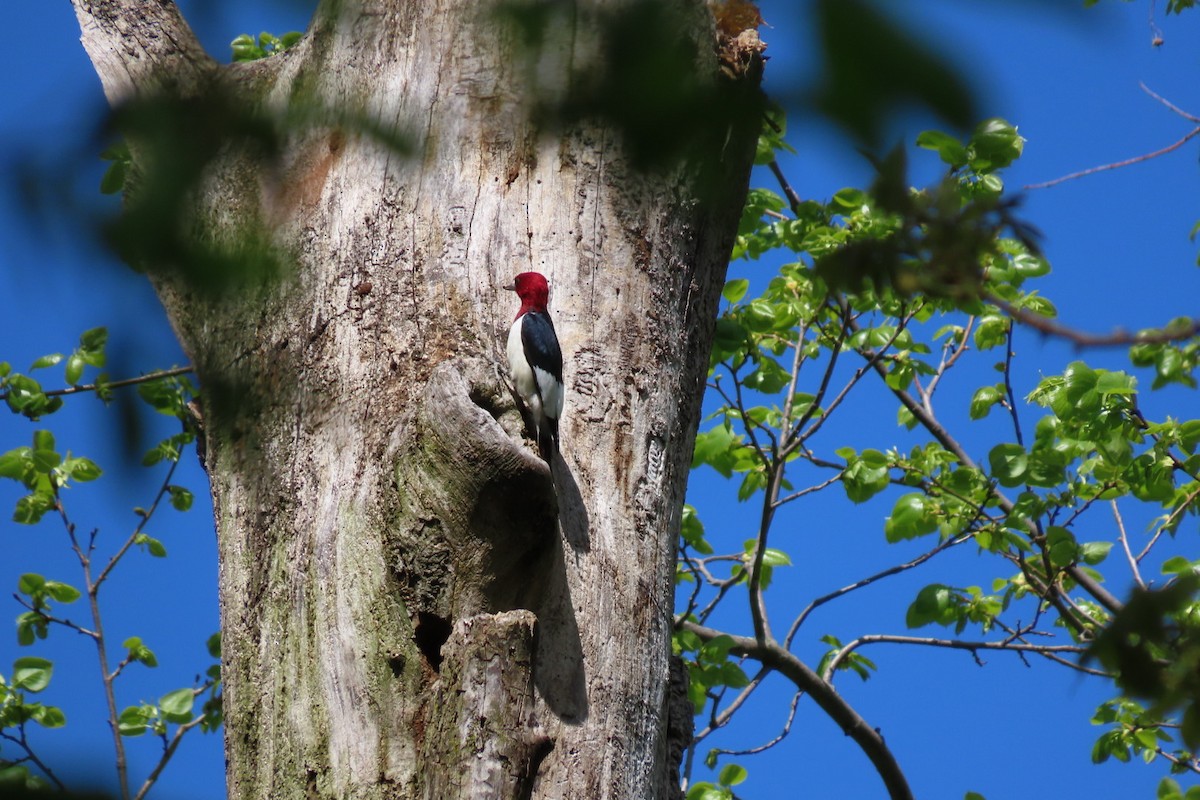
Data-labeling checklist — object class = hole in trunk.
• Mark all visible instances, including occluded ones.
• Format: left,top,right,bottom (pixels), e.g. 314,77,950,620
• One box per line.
414,611,452,672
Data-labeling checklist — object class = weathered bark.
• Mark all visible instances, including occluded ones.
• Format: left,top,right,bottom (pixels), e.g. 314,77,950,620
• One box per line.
71,0,762,797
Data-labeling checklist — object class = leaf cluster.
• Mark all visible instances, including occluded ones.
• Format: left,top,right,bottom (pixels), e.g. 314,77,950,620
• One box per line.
678,104,1200,793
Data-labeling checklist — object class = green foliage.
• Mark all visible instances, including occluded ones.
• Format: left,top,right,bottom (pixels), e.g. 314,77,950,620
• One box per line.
230,31,303,62
0,328,107,420
0,333,215,794
685,759,749,800
679,105,1200,792
674,628,751,717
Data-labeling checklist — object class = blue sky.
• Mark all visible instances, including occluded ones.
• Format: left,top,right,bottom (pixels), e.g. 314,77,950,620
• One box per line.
2,1,1198,798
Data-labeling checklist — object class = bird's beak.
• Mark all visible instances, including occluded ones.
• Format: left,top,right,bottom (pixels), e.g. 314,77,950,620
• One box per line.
502,281,516,291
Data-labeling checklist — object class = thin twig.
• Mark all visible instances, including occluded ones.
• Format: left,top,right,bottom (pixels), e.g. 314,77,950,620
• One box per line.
1141,81,1200,123
132,713,208,800
822,634,1087,683
0,726,66,791
0,366,193,401
785,532,974,647
1023,127,1200,190
1112,501,1145,589
681,620,914,800
706,688,804,759
693,666,772,743
775,473,843,507
1001,322,1025,447
12,595,98,638
1151,482,1200,547
55,498,130,800
987,293,1200,347
768,159,804,217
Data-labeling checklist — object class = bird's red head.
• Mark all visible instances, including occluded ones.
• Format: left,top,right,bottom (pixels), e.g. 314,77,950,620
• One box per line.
508,271,551,317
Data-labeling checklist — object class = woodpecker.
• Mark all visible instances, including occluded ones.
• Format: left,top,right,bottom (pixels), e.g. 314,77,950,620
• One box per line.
505,271,564,454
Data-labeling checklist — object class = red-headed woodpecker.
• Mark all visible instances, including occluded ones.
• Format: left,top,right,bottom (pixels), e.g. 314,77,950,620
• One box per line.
505,271,564,454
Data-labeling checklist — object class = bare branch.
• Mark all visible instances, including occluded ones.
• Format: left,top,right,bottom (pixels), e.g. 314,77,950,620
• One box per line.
821,634,1088,683
46,367,193,400
1155,748,1200,776
1152,483,1200,552
54,495,131,800
987,293,1200,347
70,0,215,105
1024,127,1200,190
12,594,98,639
768,159,804,217
95,457,181,590
706,688,804,759
682,621,913,800
922,318,975,400
693,666,772,744
786,533,973,647
1112,501,1145,589
1140,82,1200,123
1001,322,1025,447
775,472,843,507
132,713,209,800
0,726,66,791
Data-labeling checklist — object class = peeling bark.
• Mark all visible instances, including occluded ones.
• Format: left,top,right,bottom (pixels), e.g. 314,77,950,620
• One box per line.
70,1,763,797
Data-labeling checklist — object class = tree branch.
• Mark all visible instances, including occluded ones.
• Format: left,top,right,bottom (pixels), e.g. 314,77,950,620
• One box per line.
681,620,914,800
1023,126,1200,190
70,0,215,104
821,634,1087,683
987,293,1200,347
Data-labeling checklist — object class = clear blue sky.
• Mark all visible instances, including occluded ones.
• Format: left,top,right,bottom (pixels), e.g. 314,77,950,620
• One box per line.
2,1,1198,798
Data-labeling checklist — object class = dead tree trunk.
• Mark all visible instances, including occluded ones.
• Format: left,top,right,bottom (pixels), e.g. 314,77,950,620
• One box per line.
71,0,763,797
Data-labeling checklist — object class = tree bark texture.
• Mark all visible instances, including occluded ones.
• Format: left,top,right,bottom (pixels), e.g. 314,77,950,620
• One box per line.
71,1,762,797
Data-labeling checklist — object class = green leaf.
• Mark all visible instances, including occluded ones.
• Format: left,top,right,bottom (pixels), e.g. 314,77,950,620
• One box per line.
43,581,80,604
884,493,938,542
973,315,1009,350
1045,526,1078,568
813,0,976,145
841,450,891,503
17,573,45,596
29,354,63,370
100,157,128,194
1080,541,1113,565
65,457,103,482
118,705,150,736
124,636,159,668
0,448,32,482
968,118,1023,171
134,533,168,558
168,485,194,511
12,657,53,692
159,687,196,722
915,129,968,168
758,547,792,567
905,584,955,628
692,426,741,478
64,352,85,386
80,327,109,353
31,704,66,728
988,443,1027,487
742,299,778,333
718,763,748,787
969,386,1003,420
719,662,750,688
722,278,750,304
13,492,55,525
